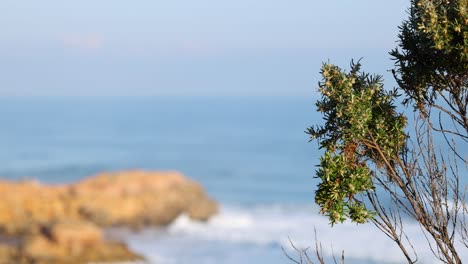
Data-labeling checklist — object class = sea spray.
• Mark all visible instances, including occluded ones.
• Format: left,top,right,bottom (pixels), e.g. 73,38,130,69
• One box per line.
121,204,459,264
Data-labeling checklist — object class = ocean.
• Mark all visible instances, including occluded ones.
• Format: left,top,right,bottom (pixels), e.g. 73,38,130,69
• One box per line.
0,96,465,264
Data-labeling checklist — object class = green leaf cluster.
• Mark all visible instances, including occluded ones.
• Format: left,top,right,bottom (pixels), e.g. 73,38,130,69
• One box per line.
307,62,407,225
416,0,467,54
390,0,468,111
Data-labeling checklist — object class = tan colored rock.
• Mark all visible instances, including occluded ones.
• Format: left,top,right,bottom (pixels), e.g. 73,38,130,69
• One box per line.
0,180,69,235
0,170,217,232
187,197,219,221
0,244,16,264
0,170,218,263
21,220,141,264
71,170,218,227
43,220,102,249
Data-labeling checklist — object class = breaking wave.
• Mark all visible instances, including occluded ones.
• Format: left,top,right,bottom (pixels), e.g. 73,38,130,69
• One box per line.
121,204,467,264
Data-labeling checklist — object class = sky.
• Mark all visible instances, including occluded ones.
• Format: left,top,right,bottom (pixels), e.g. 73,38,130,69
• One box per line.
0,0,409,97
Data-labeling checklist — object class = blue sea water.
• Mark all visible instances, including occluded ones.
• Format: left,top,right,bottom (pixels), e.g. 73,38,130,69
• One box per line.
0,96,317,205
0,96,465,264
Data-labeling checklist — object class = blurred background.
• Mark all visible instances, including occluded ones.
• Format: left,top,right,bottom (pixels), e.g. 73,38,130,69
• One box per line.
0,0,408,97
0,1,441,263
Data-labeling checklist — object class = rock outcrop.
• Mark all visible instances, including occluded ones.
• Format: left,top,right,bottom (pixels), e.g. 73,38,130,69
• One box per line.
71,171,218,227
20,220,140,264
0,170,218,263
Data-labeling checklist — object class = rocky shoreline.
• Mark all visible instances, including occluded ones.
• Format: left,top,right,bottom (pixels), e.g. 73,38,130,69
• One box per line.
0,170,218,264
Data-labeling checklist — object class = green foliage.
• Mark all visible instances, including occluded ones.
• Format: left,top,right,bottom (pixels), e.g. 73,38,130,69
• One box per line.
390,0,468,116
307,1,467,261
417,0,467,53
307,62,407,225
308,0,467,227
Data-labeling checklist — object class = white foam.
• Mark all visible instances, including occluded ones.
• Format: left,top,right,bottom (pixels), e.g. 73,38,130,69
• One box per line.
123,204,467,264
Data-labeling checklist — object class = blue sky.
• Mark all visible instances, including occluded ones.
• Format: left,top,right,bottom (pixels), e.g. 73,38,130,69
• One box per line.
0,0,409,96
